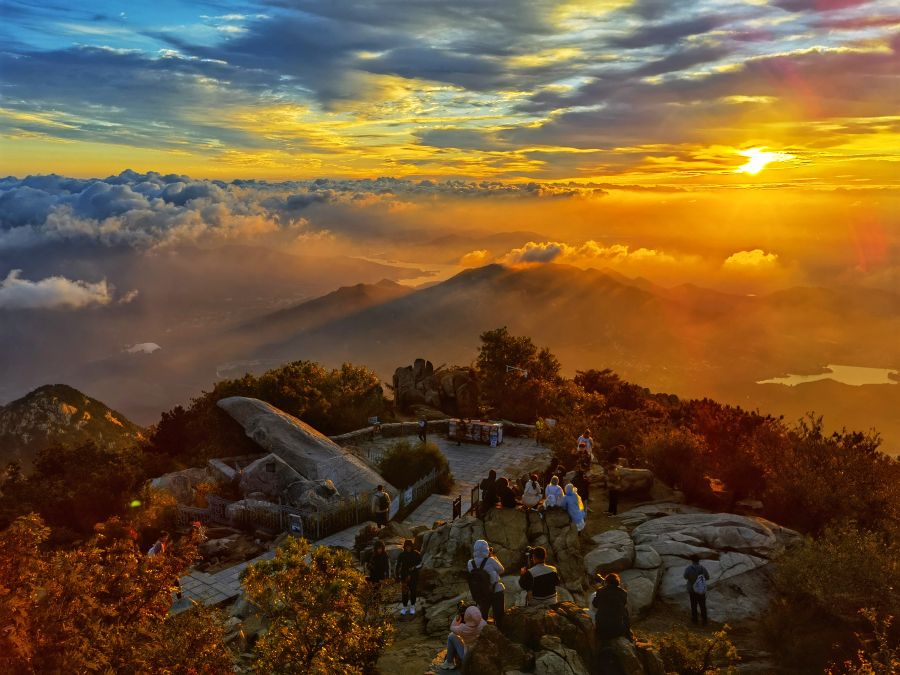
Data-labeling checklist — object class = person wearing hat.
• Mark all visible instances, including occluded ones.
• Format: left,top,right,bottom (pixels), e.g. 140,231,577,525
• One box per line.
396,539,423,615
366,540,390,583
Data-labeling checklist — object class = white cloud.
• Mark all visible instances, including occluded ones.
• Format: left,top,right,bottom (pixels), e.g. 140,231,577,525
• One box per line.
723,249,779,269
459,249,492,266
0,270,113,309
500,240,676,266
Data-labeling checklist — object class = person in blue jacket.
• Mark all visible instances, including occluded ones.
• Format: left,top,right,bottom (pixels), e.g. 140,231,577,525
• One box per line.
683,554,711,625
561,484,586,531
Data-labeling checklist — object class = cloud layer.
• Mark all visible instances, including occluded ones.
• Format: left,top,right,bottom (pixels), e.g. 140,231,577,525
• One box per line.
0,270,113,309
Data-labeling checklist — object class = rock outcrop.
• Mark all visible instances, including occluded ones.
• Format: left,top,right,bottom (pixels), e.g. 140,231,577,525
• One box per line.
392,360,479,417
151,466,214,504
616,468,655,494
217,397,396,503
461,625,531,675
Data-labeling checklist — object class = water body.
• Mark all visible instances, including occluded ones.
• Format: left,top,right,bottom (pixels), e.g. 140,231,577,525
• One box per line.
354,257,465,287
758,364,900,386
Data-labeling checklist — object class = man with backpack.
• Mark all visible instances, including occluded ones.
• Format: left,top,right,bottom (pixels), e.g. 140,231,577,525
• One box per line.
372,485,391,528
683,554,711,625
418,418,427,443
467,540,506,629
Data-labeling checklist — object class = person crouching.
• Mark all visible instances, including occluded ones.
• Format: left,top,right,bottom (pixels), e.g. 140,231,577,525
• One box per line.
440,605,486,670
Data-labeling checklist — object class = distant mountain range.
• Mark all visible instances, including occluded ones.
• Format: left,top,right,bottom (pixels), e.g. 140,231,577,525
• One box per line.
0,384,144,470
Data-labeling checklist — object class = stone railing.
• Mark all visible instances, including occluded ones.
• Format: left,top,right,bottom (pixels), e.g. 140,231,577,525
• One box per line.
328,419,451,446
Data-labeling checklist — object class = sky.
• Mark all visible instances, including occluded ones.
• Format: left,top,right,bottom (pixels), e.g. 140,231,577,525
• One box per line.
0,0,898,297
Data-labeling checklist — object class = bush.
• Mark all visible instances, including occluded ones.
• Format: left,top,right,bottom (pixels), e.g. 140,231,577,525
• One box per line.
653,624,740,675
240,537,395,674
827,612,900,675
377,440,454,495
637,425,710,500
0,514,232,675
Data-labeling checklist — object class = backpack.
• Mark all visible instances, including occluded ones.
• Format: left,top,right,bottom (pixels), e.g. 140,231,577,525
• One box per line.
467,558,494,602
692,566,708,594
377,492,390,511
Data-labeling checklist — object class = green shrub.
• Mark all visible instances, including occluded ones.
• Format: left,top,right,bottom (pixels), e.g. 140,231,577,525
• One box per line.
637,425,711,500
827,611,900,675
377,440,454,495
653,624,740,675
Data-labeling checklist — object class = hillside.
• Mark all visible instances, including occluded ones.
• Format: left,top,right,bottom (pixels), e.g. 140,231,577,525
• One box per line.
0,384,144,470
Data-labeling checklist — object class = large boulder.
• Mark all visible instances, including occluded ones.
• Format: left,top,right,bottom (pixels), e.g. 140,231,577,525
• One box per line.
455,381,479,418
461,625,531,675
584,530,635,578
217,397,395,500
422,516,486,569
631,513,801,622
543,511,585,591
616,469,655,494
424,592,468,637
239,453,306,500
151,467,212,504
501,603,595,668
534,636,589,675
484,508,529,570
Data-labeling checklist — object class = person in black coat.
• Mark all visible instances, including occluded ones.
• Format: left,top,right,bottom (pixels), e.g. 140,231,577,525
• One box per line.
592,574,631,641
571,469,590,504
480,469,499,515
367,540,390,584
495,476,519,509
396,539,423,615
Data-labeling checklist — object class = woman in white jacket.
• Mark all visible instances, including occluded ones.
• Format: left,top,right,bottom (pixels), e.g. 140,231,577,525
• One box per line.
544,476,563,508
522,473,542,509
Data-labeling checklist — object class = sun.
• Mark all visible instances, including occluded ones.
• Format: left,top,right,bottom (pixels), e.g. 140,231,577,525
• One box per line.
735,147,793,174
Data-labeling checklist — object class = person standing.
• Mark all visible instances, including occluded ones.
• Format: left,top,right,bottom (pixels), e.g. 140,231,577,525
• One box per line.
518,546,559,605
440,605,486,670
605,464,621,516
372,485,391,528
522,474,542,510
544,476,563,508
683,554,710,625
366,540,390,584
454,419,467,446
479,469,499,515
468,540,506,629
592,573,631,640
418,418,427,443
572,468,590,504
396,539,423,615
577,430,593,457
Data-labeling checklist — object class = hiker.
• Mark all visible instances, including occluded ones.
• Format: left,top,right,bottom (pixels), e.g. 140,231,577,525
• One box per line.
575,442,592,472
440,605,486,670
592,573,631,641
684,554,711,625
496,476,519,509
577,429,593,457
479,469,499,515
454,419,467,446
366,540,390,583
522,473,542,510
147,531,169,557
467,540,506,629
605,464,621,516
544,475,563,508
372,484,391,527
518,546,559,605
396,538,423,615
418,418,427,443
561,484,586,531
572,468,590,504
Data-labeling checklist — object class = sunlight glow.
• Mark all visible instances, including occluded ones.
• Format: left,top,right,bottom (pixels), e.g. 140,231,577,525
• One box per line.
735,147,794,174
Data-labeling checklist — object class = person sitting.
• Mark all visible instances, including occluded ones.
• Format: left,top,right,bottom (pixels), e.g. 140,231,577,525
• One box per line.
592,573,631,641
544,457,561,486
561,484,586,531
440,605,486,670
522,474,542,510
496,476,519,508
479,469,499,515
544,476,563,508
572,468,591,504
518,546,559,605
366,540,390,583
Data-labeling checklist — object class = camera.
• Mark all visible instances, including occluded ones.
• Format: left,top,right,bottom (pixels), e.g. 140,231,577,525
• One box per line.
523,546,535,570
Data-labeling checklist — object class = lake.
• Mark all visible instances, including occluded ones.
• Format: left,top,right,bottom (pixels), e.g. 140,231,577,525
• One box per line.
758,364,900,386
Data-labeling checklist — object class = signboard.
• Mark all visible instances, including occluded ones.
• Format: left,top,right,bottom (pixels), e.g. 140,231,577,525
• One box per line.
388,495,400,521
368,416,379,425
404,487,413,505
288,514,304,539
490,437,498,447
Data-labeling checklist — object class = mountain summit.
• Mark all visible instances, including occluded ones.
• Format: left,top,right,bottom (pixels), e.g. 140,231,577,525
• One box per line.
0,384,144,470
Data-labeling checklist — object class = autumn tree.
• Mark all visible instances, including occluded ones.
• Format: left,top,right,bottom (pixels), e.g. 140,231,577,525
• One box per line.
0,514,232,675
240,536,395,674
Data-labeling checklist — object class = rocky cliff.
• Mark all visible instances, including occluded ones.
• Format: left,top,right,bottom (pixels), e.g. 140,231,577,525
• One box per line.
0,384,145,470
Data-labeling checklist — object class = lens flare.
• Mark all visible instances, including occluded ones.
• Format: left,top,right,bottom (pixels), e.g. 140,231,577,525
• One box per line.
735,148,793,174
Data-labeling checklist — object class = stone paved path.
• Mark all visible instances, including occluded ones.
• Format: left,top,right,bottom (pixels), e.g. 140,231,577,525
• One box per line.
173,434,550,612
